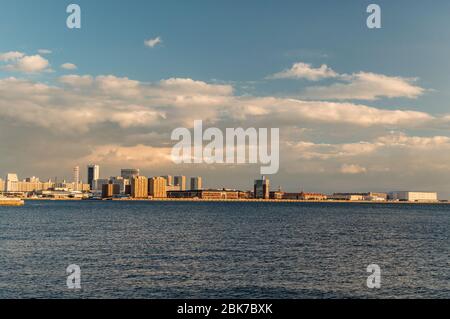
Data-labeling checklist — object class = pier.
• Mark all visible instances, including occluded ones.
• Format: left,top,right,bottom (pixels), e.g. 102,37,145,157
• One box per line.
0,197,25,206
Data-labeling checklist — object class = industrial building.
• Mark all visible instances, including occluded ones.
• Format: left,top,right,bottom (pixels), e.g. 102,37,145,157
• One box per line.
388,192,438,202
168,189,239,200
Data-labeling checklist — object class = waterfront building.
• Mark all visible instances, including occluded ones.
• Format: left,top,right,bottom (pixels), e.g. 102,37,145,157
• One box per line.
93,179,110,191
190,177,203,190
174,176,186,191
131,176,148,198
20,179,54,193
329,193,365,201
87,164,100,189
102,183,120,199
269,190,284,200
121,168,140,180
330,193,387,201
73,166,80,191
162,175,174,186
5,173,19,192
148,177,167,198
167,185,181,191
388,191,438,202
239,191,253,199
0,178,4,192
254,176,270,199
363,192,387,201
281,193,301,200
110,176,130,193
299,192,328,201
168,189,239,200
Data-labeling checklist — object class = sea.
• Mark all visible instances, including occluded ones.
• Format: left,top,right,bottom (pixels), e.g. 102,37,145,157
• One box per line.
0,200,448,299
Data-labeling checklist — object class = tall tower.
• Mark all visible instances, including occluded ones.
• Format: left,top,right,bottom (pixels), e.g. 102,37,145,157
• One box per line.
254,176,270,199
73,166,80,191
190,177,203,190
162,175,174,186
174,176,186,191
87,164,100,189
5,173,19,193
120,168,140,180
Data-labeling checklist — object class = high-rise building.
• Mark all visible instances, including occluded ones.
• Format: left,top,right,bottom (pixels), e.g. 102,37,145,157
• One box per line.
131,176,148,198
87,164,100,189
254,176,270,199
190,177,203,190
121,168,140,180
0,178,4,192
162,175,174,186
174,176,186,191
94,179,110,191
102,183,120,199
5,173,19,192
148,177,167,198
73,166,80,191
109,176,130,193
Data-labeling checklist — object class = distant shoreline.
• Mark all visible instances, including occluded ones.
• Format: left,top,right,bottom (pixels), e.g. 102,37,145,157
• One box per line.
22,198,448,204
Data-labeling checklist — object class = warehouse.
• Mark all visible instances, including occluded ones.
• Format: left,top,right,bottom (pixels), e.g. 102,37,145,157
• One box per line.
388,192,438,202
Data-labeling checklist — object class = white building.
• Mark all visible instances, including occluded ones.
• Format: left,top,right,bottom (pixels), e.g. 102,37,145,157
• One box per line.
73,166,80,191
389,191,438,202
329,193,365,201
5,173,19,192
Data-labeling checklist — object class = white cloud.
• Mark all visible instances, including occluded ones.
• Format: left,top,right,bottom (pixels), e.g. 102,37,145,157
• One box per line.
375,132,450,147
0,51,25,61
268,62,337,81
0,74,437,135
1,70,450,195
290,141,379,161
269,62,426,100
95,75,142,98
158,78,233,96
1,53,50,73
38,49,52,55
303,72,425,100
230,97,434,128
61,63,77,70
82,144,172,168
340,164,367,174
59,75,93,87
144,36,163,48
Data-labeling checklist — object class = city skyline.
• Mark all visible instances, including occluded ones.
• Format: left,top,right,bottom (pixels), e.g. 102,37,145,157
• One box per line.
0,164,442,200
2,1,450,196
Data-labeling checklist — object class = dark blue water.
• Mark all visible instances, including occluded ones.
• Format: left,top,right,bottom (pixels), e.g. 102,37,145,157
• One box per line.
0,200,448,299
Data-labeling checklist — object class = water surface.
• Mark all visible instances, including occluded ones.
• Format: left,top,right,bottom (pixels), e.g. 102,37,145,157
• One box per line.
0,201,448,298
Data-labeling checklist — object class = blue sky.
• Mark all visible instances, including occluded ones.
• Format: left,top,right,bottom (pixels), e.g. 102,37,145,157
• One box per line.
2,0,450,196
2,0,450,111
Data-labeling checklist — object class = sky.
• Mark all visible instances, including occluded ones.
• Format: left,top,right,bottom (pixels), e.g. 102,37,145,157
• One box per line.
1,0,450,197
